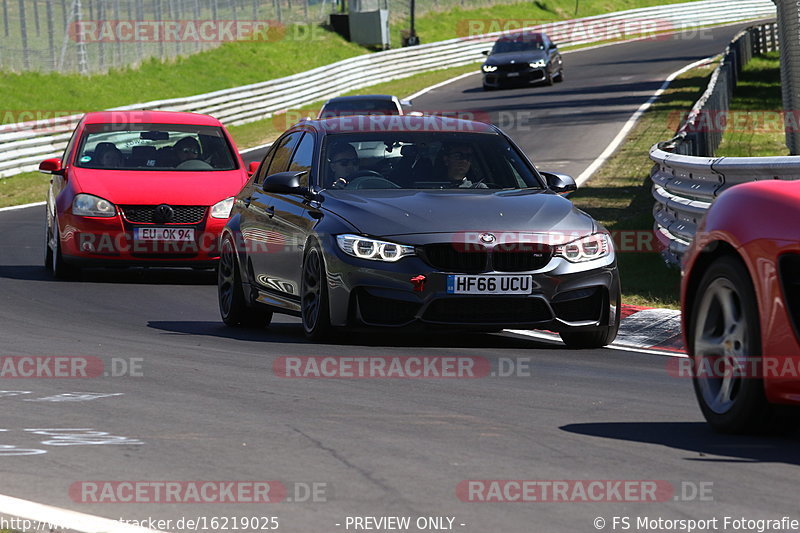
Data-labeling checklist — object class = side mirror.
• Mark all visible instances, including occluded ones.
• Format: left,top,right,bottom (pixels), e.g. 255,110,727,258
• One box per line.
541,171,576,194
248,161,260,176
39,158,64,175
549,43,558,50
262,171,316,199
481,50,489,56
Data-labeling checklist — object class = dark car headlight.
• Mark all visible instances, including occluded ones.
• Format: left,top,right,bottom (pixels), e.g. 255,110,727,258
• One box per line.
554,233,612,263
336,234,415,262
72,193,116,217
529,59,547,68
482,65,498,72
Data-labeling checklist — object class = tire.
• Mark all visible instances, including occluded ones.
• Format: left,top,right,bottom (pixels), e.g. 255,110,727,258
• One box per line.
689,255,783,433
555,68,565,83
301,244,332,341
543,69,554,86
217,236,272,328
559,288,620,349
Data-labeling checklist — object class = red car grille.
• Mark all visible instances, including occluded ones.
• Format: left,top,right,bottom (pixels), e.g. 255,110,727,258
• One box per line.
120,205,206,224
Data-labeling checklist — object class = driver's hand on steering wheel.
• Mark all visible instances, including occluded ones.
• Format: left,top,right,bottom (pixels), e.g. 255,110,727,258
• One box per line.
332,177,348,189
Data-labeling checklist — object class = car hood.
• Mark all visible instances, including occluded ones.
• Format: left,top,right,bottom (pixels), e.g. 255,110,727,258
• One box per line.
70,167,248,206
320,189,596,237
485,51,548,66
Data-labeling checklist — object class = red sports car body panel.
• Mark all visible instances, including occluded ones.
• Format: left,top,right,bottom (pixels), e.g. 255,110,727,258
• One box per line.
682,180,800,406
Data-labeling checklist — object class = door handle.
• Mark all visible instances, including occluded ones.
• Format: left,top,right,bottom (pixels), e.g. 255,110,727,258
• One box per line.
266,206,275,218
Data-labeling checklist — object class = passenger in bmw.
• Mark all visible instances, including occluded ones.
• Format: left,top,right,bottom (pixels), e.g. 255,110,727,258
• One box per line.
440,143,488,188
327,143,361,188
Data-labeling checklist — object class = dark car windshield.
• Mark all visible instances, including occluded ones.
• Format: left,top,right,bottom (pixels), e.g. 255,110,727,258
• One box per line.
320,99,399,118
321,132,544,191
75,123,238,171
491,38,546,54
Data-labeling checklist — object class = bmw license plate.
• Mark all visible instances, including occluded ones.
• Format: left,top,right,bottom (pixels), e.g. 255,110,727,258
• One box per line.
447,275,533,295
134,227,195,242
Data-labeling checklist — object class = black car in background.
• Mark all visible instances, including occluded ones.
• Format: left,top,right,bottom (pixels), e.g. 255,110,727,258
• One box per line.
317,95,410,118
217,115,620,348
481,32,564,90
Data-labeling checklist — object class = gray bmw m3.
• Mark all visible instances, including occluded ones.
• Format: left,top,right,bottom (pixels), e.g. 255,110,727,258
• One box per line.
218,115,620,348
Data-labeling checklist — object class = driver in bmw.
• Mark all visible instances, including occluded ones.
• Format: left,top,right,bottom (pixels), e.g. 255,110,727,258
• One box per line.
327,143,361,188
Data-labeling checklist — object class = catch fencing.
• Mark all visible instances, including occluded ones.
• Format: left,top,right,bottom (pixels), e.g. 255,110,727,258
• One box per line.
0,0,776,178
650,22,790,265
0,0,530,74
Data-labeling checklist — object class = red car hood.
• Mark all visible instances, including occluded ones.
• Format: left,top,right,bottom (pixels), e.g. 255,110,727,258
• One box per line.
70,167,247,206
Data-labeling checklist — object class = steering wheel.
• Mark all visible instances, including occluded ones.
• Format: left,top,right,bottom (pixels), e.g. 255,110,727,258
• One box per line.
343,171,401,189
176,159,213,170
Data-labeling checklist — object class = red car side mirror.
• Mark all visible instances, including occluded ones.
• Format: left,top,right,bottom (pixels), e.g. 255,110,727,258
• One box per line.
39,158,64,175
248,161,260,177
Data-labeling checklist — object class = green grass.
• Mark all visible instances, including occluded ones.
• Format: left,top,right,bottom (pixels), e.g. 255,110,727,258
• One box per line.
0,171,50,209
0,0,693,112
403,0,696,45
568,58,721,309
716,51,786,157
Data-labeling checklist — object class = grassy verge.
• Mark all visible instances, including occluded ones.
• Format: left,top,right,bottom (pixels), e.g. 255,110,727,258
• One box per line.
715,51,785,157
0,0,692,111
0,171,50,209
568,58,721,309
403,0,696,45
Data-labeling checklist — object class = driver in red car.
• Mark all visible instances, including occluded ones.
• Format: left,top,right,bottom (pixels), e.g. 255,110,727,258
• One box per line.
327,143,361,188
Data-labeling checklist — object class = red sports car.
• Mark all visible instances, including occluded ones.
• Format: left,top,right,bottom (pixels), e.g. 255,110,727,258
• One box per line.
41,110,249,278
682,179,800,433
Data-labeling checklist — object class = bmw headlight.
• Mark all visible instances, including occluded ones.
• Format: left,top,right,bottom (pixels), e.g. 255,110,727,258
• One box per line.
529,59,547,68
482,65,498,72
211,197,235,219
554,233,612,263
72,193,116,217
336,234,415,262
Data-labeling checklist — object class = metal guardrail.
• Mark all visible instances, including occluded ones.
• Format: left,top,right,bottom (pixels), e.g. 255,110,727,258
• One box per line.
650,22,786,265
0,0,776,179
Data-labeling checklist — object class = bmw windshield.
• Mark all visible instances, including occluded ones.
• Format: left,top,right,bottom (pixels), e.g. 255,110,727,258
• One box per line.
321,132,545,191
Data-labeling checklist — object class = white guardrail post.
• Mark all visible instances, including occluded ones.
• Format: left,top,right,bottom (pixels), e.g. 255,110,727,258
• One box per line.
0,0,777,179
649,21,799,266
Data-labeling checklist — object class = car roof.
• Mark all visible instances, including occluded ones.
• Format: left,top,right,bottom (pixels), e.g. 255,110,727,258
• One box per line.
304,115,499,135
82,110,223,127
323,95,397,103
496,31,546,42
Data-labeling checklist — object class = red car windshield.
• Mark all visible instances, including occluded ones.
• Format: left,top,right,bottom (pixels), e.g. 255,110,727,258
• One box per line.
75,123,238,171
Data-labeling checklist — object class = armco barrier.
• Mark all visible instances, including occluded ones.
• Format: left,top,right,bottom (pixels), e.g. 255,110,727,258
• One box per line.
650,23,790,265
0,0,776,178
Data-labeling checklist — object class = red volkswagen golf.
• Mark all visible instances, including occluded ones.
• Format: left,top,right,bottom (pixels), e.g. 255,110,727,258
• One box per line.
41,111,249,278
682,179,800,433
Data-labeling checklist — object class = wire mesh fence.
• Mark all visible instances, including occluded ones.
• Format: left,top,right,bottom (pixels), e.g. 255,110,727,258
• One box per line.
0,0,529,74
